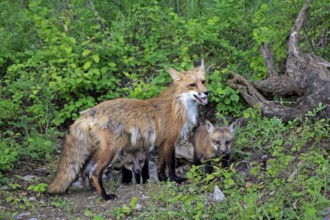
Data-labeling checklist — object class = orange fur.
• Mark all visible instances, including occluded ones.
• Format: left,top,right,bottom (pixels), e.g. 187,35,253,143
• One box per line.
47,62,208,200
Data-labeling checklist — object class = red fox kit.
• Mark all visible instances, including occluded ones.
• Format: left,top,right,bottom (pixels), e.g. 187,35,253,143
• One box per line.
47,61,209,200
81,148,149,190
120,148,149,184
192,120,237,173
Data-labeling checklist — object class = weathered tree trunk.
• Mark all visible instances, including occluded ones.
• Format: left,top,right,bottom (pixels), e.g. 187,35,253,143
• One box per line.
228,0,330,122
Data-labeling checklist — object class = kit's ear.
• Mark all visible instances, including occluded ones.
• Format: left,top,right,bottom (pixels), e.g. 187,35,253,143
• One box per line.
206,120,215,134
229,121,238,134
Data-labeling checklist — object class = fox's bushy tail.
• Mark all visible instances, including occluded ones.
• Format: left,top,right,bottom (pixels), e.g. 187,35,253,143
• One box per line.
48,117,93,194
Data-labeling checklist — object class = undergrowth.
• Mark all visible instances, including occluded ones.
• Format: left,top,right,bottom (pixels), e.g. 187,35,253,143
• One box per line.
106,111,329,220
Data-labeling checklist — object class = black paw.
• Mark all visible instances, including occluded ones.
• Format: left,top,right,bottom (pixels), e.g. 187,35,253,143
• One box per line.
102,193,117,201
157,172,167,182
171,176,187,184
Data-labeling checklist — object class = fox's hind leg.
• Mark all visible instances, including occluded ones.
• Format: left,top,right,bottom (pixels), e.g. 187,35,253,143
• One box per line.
90,130,118,200
81,157,96,192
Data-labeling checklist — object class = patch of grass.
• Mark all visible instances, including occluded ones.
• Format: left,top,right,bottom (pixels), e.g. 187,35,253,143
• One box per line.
110,114,329,219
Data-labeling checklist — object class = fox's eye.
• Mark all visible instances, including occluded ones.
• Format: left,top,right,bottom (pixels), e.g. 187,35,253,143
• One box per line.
189,83,197,87
215,140,220,145
128,161,133,165
225,140,231,145
139,160,144,163
201,80,206,84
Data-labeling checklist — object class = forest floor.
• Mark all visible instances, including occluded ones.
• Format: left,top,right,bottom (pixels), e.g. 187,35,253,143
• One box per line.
1,159,166,220
1,152,252,220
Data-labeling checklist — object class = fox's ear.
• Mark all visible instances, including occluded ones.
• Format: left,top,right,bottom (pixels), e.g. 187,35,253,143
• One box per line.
229,121,238,134
195,59,205,73
205,120,214,134
168,68,184,82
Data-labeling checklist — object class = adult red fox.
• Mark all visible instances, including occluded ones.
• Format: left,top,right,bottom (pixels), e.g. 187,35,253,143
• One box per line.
192,120,237,173
47,61,209,200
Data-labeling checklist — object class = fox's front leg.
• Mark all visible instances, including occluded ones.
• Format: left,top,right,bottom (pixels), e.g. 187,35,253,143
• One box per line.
168,148,186,183
158,140,186,183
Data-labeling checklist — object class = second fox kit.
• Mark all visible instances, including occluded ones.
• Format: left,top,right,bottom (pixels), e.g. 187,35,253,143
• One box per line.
192,120,237,173
47,61,209,200
120,148,149,184
82,148,149,189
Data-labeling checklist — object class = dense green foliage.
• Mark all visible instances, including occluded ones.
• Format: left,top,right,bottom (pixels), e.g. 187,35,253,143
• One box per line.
0,0,329,219
1,0,329,167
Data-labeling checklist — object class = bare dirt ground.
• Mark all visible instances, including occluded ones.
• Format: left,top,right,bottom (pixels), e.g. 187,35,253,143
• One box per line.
0,158,191,220
1,163,150,219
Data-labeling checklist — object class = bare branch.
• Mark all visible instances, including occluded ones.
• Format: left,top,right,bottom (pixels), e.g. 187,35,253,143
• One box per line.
289,0,313,56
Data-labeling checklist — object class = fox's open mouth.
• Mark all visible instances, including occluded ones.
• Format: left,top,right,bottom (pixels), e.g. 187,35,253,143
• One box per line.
194,95,208,105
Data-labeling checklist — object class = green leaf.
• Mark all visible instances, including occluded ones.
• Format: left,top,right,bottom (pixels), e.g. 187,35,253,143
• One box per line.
121,204,131,214
83,62,92,70
65,47,72,54
84,210,93,217
130,196,138,208
92,55,100,63
82,50,91,57
230,93,239,102
93,215,104,220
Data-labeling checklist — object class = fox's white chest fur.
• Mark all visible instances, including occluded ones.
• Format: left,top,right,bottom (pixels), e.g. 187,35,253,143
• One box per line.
180,98,198,138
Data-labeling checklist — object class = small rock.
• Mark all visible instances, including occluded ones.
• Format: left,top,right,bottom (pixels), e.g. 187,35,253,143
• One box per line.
136,204,143,211
213,185,225,202
141,195,149,199
15,212,31,219
22,175,38,182
29,197,36,202
0,185,9,190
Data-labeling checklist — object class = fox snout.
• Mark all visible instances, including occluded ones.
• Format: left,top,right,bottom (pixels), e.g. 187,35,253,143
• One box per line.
217,148,229,156
202,91,210,96
194,91,210,105
134,169,141,174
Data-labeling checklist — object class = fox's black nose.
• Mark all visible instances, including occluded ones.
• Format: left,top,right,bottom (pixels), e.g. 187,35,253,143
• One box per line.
135,169,141,174
204,91,210,96
218,150,227,155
